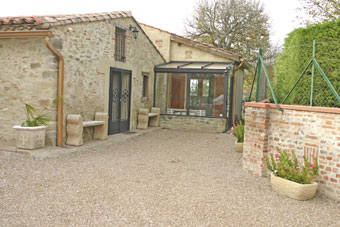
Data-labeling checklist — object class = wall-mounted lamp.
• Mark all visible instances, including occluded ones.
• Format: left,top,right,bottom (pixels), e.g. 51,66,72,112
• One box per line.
129,25,139,40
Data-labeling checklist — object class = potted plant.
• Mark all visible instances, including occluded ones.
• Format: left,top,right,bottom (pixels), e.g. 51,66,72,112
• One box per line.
264,148,319,200
232,121,244,152
13,103,51,150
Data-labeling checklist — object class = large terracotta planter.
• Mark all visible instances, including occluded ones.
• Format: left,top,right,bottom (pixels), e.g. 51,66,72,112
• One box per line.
13,125,47,150
235,141,243,152
271,173,318,200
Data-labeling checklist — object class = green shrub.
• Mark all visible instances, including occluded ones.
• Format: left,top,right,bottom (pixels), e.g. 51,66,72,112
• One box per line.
265,147,319,184
274,19,340,107
233,121,244,143
21,104,51,127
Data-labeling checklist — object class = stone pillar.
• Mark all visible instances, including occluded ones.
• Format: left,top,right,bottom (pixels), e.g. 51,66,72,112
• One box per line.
93,112,108,140
66,114,83,146
137,108,149,129
242,105,270,176
149,107,160,127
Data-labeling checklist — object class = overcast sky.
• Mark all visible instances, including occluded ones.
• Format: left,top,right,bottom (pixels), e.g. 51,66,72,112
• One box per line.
1,0,303,45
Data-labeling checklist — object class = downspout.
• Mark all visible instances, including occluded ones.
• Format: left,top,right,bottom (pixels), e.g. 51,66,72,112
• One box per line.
232,58,244,126
0,31,64,147
45,37,64,147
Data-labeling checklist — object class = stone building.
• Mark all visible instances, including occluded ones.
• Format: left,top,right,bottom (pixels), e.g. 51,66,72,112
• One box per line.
0,11,246,147
0,11,165,146
140,24,247,132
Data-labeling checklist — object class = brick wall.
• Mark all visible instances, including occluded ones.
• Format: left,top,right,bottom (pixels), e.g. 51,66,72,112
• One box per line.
243,102,340,201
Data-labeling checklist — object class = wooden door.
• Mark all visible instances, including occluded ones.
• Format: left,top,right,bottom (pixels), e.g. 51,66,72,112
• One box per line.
170,74,185,109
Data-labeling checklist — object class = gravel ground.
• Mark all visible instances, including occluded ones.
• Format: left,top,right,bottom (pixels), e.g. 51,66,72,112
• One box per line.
1,129,340,226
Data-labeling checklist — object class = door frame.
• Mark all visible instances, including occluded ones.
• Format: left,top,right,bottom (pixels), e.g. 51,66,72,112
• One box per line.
108,67,132,135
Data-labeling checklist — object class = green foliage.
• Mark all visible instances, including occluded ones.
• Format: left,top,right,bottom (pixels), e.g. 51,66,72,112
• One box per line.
53,96,63,104
21,104,51,127
274,19,340,107
233,121,244,143
265,147,319,184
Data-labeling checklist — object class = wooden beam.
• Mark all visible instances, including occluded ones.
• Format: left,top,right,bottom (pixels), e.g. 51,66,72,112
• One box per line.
0,31,52,39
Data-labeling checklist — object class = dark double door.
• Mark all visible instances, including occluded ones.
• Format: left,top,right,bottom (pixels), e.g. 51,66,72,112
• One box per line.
108,68,131,134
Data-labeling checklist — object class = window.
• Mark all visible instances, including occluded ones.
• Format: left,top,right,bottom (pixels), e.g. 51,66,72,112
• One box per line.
142,75,149,99
190,79,199,96
115,27,126,62
202,80,210,97
155,73,225,118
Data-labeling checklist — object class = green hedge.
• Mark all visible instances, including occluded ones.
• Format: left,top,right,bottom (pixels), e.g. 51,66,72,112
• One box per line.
274,20,340,107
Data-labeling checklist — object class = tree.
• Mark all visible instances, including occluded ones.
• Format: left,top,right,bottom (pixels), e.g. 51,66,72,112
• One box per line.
298,0,340,24
185,0,272,65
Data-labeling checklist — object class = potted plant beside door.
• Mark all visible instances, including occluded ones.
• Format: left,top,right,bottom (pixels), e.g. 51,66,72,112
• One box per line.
233,121,244,152
265,148,319,200
13,103,51,150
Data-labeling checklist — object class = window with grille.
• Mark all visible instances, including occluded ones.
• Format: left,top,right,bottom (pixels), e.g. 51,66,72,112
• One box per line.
142,75,149,99
115,27,126,62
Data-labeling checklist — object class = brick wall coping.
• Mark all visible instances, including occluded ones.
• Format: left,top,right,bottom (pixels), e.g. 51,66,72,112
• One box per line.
245,102,340,114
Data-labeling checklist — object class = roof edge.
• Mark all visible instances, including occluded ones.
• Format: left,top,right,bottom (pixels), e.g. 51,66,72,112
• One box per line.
139,22,243,63
0,11,132,31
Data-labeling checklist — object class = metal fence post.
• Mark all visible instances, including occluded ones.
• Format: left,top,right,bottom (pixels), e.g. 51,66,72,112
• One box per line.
256,48,262,102
310,40,315,106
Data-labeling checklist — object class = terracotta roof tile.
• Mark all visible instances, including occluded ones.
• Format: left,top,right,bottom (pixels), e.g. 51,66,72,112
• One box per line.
0,11,132,31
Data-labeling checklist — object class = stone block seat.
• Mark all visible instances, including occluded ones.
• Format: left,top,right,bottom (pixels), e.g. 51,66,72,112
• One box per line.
137,107,160,129
66,112,108,146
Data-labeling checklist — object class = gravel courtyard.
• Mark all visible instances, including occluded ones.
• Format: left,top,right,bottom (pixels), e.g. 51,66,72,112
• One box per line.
1,129,340,226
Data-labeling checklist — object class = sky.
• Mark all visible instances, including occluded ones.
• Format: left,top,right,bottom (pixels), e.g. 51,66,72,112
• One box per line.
1,0,303,45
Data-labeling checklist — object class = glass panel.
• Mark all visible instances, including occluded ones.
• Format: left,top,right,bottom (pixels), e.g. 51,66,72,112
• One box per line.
189,74,224,117
202,80,209,97
111,72,120,122
204,63,231,69
120,72,130,121
154,72,226,118
190,79,199,96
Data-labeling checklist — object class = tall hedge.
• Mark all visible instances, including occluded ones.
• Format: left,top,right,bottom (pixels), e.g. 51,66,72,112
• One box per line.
274,20,340,107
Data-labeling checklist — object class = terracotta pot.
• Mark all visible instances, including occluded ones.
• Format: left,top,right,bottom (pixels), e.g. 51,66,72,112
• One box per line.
13,125,47,150
235,141,243,152
271,173,318,200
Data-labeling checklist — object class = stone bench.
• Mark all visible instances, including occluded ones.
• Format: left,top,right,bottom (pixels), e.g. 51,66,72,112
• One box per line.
137,107,160,129
66,112,108,146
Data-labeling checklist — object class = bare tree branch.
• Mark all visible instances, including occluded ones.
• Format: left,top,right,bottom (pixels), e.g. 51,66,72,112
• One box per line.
297,0,340,24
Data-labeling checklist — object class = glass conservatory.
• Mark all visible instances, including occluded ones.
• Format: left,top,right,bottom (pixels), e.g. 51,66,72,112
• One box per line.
154,61,243,130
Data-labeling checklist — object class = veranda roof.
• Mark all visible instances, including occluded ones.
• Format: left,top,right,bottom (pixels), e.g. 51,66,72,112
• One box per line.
154,61,234,74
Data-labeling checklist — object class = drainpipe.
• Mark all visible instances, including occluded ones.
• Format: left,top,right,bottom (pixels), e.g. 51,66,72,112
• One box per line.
232,58,244,126
45,37,64,147
0,31,64,147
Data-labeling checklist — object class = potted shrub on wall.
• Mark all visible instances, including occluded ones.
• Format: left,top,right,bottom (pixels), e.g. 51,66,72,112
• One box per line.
265,148,319,200
13,103,51,150
233,121,244,152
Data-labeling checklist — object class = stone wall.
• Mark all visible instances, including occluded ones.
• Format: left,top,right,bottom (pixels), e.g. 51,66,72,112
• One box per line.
0,17,164,145
160,115,226,133
170,41,231,62
0,38,58,145
139,24,171,61
243,102,340,200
